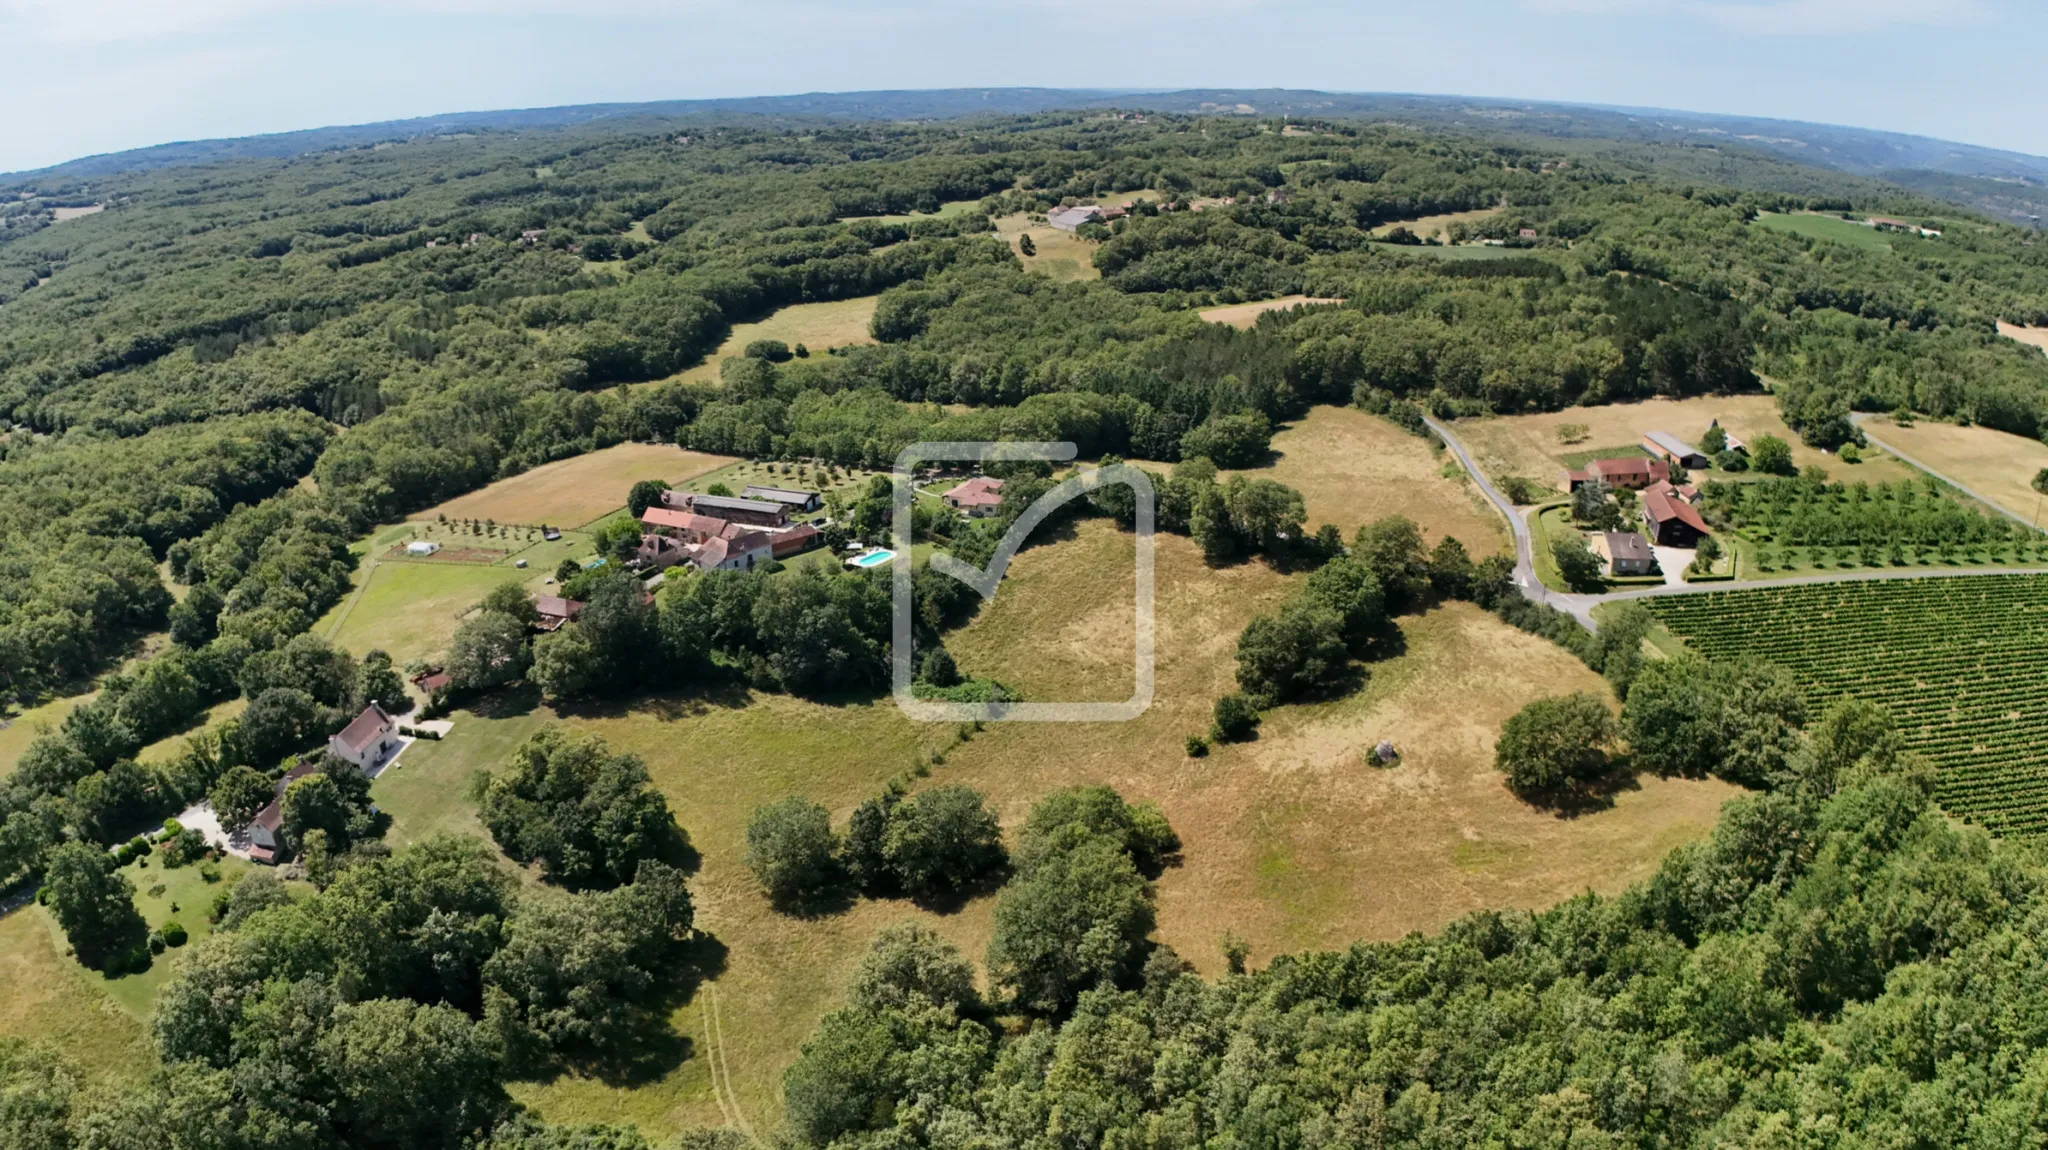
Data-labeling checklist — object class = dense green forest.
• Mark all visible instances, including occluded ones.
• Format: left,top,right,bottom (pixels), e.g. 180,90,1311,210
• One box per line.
6,104,2048,1148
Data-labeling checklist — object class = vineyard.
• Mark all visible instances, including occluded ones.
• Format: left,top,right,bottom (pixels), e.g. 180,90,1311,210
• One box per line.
1650,574,2048,837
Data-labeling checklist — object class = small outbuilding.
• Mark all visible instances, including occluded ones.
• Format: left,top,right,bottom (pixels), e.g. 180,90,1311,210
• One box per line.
1642,431,1710,470
1048,206,1105,232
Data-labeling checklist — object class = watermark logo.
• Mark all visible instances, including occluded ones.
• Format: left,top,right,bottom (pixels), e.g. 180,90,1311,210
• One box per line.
892,442,1154,722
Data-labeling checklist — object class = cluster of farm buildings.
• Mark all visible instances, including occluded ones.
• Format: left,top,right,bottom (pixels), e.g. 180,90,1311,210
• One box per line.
636,484,827,575
1564,427,1730,575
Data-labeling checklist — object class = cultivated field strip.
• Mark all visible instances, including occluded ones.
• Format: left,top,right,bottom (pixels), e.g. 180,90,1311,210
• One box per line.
1650,574,2048,836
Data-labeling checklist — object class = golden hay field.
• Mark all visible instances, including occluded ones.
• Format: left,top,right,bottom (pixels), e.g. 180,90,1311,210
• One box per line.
670,296,883,386
421,443,736,528
1457,393,1918,492
1242,405,1509,550
1998,320,2048,357
1861,416,2048,523
1370,206,1502,240
1198,296,1345,328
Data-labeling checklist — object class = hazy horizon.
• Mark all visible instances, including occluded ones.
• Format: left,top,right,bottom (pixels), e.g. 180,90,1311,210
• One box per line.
1,0,2043,174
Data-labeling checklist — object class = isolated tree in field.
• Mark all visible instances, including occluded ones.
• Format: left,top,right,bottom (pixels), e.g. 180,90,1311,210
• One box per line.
1495,693,1618,794
746,797,840,907
1211,692,1261,742
208,764,273,830
1428,536,1476,600
628,480,671,518
1221,475,1304,551
1301,556,1385,651
43,841,148,970
1552,534,1605,590
1701,422,1728,455
447,612,531,691
1752,435,1796,475
1017,233,1035,256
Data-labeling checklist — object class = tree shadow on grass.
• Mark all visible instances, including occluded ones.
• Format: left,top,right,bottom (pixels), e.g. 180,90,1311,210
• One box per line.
539,930,731,1090
1522,765,1647,819
469,682,544,719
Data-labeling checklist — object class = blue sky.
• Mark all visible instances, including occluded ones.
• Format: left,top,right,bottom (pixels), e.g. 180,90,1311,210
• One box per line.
0,0,2041,173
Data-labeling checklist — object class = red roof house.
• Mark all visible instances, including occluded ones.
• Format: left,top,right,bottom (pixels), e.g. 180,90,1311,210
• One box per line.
1642,481,1711,546
943,477,1006,516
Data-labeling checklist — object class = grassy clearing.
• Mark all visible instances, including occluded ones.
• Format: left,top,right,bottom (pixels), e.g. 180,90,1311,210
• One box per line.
98,854,253,1020
1997,321,2048,357
670,297,884,386
1753,212,1897,253
0,691,93,778
1457,394,1918,494
993,214,1100,282
1861,416,2048,524
1198,296,1344,328
1367,242,1533,261
374,701,551,850
1369,206,1502,240
423,444,737,528
136,698,247,764
1237,405,1508,551
317,560,536,667
0,909,152,1085
840,199,985,225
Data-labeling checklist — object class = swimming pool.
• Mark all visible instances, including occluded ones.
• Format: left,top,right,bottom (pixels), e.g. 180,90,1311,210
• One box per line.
850,549,897,568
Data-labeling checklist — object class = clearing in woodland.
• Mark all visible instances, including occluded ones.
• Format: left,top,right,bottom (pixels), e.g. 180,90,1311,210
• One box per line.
994,213,1100,281
1239,405,1508,550
1997,320,2048,357
1370,206,1503,240
422,443,736,528
1457,393,1917,493
494,520,1736,1136
1860,417,2048,524
670,295,884,385
1198,296,1345,328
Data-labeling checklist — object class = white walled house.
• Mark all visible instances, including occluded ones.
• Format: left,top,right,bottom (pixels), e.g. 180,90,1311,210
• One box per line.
327,703,398,770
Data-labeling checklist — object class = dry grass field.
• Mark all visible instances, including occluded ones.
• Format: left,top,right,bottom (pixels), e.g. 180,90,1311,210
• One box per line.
1861,417,2048,523
671,296,883,386
1198,296,1345,328
0,910,152,1084
994,213,1100,282
1370,206,1502,240
1457,394,1917,492
1997,321,2048,357
52,204,105,222
495,522,1739,1136
422,444,737,528
1241,405,1509,551
0,692,91,778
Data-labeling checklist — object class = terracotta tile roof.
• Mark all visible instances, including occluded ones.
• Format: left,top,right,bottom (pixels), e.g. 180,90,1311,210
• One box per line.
1590,457,1670,485
1643,482,1711,535
535,596,584,620
943,476,1006,507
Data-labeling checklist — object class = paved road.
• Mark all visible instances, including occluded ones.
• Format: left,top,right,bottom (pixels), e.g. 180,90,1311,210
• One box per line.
1426,415,2048,630
1852,413,2040,530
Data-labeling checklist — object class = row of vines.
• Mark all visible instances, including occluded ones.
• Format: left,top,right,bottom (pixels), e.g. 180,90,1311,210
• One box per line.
1650,573,2048,837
